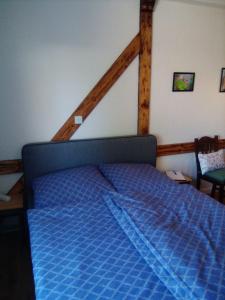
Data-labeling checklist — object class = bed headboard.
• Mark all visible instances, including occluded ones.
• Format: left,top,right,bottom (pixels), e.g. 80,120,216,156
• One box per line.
22,135,157,208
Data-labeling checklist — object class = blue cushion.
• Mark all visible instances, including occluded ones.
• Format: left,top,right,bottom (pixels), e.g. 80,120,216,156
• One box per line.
33,165,114,208
99,163,176,194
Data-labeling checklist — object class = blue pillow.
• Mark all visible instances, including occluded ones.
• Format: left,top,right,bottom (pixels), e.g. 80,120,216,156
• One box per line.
33,165,114,208
99,163,177,194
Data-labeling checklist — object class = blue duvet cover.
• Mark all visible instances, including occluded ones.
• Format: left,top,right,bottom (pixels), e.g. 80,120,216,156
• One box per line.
28,199,175,300
105,186,225,300
28,163,225,300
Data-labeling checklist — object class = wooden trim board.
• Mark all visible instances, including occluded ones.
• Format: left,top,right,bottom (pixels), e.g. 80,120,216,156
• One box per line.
157,139,225,157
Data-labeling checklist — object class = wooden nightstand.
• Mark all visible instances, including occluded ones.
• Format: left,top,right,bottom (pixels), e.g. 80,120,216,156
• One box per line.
0,194,24,233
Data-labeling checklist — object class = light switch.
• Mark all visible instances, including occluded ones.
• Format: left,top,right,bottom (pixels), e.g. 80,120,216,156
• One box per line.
74,116,83,125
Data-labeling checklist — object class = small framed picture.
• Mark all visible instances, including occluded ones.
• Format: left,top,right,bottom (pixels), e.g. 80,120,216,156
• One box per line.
219,68,225,92
172,72,195,92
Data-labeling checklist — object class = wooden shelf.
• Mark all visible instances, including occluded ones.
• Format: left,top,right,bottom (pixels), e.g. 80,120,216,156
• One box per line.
0,194,23,211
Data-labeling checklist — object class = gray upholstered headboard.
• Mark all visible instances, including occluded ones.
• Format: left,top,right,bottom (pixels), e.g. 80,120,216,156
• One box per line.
22,135,157,208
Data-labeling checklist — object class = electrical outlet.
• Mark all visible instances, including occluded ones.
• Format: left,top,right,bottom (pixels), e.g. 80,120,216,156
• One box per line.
74,116,83,125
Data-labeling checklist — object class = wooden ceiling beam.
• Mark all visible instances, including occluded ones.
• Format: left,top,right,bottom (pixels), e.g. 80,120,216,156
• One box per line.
138,0,155,135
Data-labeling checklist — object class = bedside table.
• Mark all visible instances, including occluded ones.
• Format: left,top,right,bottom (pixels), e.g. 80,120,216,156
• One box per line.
0,194,24,233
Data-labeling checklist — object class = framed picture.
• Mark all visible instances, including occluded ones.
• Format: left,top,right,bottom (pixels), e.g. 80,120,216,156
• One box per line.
172,72,195,92
219,68,225,92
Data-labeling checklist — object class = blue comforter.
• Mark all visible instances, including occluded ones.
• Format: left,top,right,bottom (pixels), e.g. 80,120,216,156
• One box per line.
105,186,225,300
28,163,225,299
28,199,175,300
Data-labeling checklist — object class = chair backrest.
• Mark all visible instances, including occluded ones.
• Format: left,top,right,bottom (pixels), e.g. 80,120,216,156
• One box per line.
194,135,219,175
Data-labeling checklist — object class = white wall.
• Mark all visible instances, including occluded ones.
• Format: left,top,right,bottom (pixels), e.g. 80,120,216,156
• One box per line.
151,0,225,178
0,0,224,192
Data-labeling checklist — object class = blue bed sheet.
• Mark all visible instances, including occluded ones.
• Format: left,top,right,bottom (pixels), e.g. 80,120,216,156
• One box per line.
28,199,175,300
105,187,225,300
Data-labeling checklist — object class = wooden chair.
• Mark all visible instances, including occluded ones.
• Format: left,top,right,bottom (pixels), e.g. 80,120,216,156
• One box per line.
194,135,225,203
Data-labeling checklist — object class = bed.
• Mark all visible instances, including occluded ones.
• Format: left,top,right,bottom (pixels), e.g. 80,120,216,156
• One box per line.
22,135,225,300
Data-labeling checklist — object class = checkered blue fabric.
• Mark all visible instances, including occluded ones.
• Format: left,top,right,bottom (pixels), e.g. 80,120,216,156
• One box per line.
28,199,175,300
99,163,178,194
105,188,225,300
33,166,114,208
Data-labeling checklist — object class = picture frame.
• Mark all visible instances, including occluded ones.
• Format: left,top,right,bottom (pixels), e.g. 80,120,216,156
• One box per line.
219,68,225,92
172,72,195,92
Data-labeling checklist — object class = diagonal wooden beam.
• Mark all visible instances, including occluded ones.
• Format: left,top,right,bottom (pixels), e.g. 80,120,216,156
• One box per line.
138,0,155,135
8,34,140,195
53,34,140,141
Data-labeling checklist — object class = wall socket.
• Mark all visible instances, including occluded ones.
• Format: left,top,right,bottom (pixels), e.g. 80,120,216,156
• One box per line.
74,115,83,125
